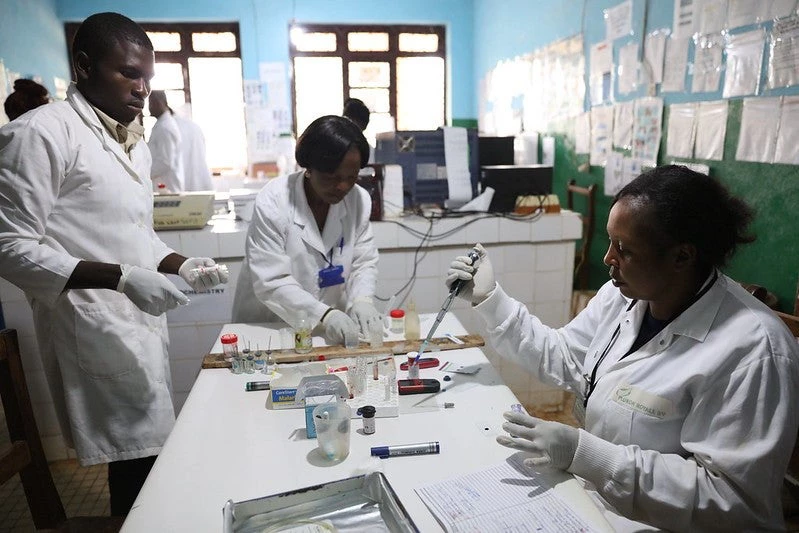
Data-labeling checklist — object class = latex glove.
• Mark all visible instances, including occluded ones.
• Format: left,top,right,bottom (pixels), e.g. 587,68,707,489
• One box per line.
496,411,579,470
349,298,383,336
322,309,359,346
178,257,229,290
445,243,496,305
117,264,190,316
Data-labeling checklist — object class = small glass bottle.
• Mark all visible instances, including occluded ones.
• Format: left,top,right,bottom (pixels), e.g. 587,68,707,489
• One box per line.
230,354,244,374
245,353,255,374
294,311,312,354
253,349,265,373
389,309,405,334
404,301,420,341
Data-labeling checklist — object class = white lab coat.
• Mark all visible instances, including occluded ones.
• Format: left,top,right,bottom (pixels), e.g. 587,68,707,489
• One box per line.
475,274,799,532
174,115,213,191
148,111,184,192
232,171,378,329
0,84,177,466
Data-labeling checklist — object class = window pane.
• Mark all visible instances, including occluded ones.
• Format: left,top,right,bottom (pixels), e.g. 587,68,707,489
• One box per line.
349,88,389,113
188,57,247,172
192,32,236,52
348,32,389,51
397,57,444,130
151,63,184,90
363,112,395,148
143,90,185,139
348,62,389,88
291,30,337,52
398,33,439,52
147,31,181,52
294,57,343,135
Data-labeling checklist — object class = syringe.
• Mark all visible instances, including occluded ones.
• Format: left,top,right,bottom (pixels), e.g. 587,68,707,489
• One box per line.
412,248,480,366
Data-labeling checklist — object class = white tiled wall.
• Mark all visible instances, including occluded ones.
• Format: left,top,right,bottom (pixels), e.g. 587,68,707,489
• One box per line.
0,212,581,461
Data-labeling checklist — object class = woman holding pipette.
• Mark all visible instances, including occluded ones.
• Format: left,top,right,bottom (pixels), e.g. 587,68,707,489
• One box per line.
446,165,799,532
232,115,381,346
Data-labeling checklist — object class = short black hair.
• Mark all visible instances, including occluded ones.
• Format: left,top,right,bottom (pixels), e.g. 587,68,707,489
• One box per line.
615,165,755,272
295,115,370,173
72,12,152,64
342,98,370,130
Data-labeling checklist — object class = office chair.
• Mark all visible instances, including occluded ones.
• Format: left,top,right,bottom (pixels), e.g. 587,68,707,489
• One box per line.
0,328,123,532
566,179,596,291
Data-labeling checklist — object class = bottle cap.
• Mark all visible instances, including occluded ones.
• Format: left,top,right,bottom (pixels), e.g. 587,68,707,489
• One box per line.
390,309,405,318
221,333,238,345
358,405,376,418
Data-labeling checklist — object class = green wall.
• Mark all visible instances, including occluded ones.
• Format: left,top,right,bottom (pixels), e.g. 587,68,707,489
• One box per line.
558,100,799,312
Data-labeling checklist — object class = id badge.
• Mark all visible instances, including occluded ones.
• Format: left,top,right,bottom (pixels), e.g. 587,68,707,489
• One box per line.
318,264,345,288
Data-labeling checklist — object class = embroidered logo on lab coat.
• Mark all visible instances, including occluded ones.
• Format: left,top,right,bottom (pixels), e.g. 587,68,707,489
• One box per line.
612,384,673,419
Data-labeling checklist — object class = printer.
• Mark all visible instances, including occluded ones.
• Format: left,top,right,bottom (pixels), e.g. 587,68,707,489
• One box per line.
480,165,553,213
153,192,215,230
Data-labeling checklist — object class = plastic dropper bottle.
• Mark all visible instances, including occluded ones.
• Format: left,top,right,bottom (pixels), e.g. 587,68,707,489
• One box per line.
404,300,420,341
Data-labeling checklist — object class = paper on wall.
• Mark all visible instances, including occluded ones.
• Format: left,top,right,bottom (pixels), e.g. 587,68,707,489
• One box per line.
673,0,699,38
590,41,613,105
644,30,668,84
666,103,696,158
590,106,614,167
723,29,765,98
618,42,640,94
727,0,760,28
770,0,799,19
632,97,663,167
622,156,644,187
541,136,556,166
662,37,690,92
767,15,799,90
442,127,473,205
736,97,781,163
698,0,729,35
695,100,729,160
382,164,404,218
613,101,634,150
692,34,724,93
605,0,633,41
575,112,591,154
774,95,799,164
604,151,625,196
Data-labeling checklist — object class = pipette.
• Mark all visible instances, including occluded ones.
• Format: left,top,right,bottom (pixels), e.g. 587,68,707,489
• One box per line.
412,248,480,367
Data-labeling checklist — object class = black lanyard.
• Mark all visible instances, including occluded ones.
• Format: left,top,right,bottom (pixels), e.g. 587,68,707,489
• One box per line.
582,271,719,408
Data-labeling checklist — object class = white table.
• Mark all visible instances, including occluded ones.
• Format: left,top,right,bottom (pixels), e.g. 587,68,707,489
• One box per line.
121,315,613,532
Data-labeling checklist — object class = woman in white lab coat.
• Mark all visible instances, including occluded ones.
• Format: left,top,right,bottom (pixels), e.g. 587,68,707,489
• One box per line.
447,166,799,531
232,115,381,344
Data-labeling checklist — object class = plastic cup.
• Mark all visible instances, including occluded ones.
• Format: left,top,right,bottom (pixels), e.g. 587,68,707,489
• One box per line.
368,321,384,349
344,330,359,350
313,402,351,461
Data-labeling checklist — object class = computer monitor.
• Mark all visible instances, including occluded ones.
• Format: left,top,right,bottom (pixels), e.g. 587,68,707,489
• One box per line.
480,165,553,213
478,136,515,167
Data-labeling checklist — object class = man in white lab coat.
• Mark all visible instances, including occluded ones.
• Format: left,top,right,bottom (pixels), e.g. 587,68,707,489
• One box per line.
174,104,214,191
147,89,184,192
0,13,227,516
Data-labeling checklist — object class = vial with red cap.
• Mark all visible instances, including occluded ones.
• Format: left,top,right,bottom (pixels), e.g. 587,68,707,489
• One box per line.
389,309,405,335
220,333,239,361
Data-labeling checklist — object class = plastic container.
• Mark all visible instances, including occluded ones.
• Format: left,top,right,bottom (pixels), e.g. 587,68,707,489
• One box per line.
294,311,312,354
404,301,420,340
221,334,239,361
389,309,405,334
313,402,351,461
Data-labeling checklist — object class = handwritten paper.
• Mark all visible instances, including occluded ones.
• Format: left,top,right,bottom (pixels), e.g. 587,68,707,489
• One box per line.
416,455,598,533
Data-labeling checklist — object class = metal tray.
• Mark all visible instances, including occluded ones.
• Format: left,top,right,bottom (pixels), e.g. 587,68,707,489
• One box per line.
222,472,418,532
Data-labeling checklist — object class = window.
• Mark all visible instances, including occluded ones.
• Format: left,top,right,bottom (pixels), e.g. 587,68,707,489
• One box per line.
289,24,446,144
65,22,246,174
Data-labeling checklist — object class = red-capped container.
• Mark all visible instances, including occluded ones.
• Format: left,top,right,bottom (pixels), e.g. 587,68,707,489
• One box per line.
389,309,405,334
220,333,239,360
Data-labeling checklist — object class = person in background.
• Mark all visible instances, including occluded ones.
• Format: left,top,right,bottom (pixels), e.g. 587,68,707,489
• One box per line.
147,89,184,192
3,78,50,121
0,12,227,516
342,97,374,164
342,97,370,132
232,115,381,345
174,103,214,191
447,165,799,531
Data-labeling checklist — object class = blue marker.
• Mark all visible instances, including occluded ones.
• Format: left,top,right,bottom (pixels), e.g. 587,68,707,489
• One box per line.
371,441,440,458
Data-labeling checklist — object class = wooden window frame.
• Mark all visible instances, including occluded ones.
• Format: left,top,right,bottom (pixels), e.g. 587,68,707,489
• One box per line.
64,22,241,104
288,23,446,135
